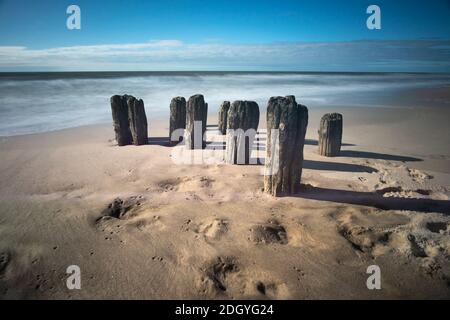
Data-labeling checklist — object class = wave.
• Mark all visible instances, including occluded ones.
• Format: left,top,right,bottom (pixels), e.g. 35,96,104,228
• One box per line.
0,72,449,136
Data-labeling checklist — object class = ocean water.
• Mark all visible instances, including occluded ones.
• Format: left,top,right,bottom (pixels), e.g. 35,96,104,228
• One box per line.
0,72,449,136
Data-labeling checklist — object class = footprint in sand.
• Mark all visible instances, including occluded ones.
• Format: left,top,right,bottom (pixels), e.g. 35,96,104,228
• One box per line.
199,256,290,298
157,178,183,192
198,176,214,188
249,219,288,245
394,226,450,281
335,209,449,283
338,223,390,255
0,252,11,276
406,234,428,258
407,168,433,183
99,195,145,220
254,281,288,299
202,256,239,292
131,214,167,232
333,209,410,257
156,176,214,193
181,176,214,192
285,220,323,248
182,218,229,240
377,168,389,185
425,221,448,234
196,218,229,240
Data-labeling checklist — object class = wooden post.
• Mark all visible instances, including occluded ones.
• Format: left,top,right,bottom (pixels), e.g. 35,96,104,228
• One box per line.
169,96,186,146
127,96,148,145
185,94,208,149
110,95,132,146
318,113,343,157
225,100,260,164
218,101,230,135
264,96,308,196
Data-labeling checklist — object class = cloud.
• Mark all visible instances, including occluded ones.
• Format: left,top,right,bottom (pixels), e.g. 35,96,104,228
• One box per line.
0,39,449,72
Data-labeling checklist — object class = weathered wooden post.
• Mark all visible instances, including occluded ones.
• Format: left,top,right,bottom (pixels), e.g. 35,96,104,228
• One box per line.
169,96,186,146
225,100,260,164
185,94,208,149
264,96,308,196
127,96,148,145
218,101,230,135
318,113,343,157
111,95,132,146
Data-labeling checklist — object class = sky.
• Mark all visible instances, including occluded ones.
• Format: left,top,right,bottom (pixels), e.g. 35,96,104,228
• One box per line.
0,0,449,72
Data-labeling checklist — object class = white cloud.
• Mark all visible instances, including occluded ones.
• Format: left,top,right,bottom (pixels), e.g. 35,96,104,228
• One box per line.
0,39,449,72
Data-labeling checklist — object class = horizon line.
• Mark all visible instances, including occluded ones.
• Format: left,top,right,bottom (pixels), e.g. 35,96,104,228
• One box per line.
1,70,448,74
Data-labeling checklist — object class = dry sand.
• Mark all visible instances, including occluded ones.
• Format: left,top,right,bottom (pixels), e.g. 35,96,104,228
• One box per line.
0,105,449,299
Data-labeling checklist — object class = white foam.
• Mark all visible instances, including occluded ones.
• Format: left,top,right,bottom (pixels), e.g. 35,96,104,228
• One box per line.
0,73,448,136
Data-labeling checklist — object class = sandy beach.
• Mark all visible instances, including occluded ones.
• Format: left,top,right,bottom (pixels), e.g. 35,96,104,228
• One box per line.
0,102,449,299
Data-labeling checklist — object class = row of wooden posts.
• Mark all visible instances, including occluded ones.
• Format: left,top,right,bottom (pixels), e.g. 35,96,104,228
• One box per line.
110,94,343,196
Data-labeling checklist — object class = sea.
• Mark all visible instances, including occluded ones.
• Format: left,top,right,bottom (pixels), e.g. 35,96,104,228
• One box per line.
0,71,449,136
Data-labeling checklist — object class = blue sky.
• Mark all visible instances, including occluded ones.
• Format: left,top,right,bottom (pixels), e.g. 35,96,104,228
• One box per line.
0,0,449,71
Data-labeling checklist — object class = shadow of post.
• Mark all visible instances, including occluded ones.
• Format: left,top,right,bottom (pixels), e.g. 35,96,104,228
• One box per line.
294,185,450,215
339,150,422,162
305,139,355,147
303,160,377,173
148,137,170,147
